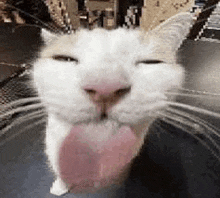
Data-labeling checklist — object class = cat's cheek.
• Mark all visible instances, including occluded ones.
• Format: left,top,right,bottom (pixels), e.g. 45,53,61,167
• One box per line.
166,64,185,88
33,60,53,96
134,64,184,92
32,69,45,97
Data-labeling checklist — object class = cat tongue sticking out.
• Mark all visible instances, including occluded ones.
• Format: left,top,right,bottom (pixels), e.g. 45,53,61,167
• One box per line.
59,122,137,193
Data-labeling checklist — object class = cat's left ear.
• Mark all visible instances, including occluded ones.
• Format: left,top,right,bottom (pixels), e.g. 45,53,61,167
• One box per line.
41,29,58,44
151,12,194,51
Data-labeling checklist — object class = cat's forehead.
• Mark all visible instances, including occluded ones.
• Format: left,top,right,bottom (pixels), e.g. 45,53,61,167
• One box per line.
41,28,177,63
77,29,142,48
75,29,146,59
44,29,145,54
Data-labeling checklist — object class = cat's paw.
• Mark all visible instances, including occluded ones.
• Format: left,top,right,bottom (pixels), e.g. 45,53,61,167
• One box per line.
50,178,69,196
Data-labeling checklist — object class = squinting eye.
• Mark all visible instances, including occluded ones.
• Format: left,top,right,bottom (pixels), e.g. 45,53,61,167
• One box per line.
136,60,164,64
52,55,79,63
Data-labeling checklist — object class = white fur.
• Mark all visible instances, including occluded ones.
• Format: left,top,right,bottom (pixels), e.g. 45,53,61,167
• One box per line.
33,12,194,196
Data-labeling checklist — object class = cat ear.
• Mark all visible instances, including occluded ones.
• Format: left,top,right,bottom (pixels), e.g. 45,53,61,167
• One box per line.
41,29,58,44
151,12,194,51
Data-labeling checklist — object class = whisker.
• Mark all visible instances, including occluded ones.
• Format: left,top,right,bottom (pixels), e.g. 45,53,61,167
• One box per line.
1,2,62,33
165,92,220,99
0,110,46,137
0,62,30,68
165,108,220,154
14,23,59,33
0,118,46,147
166,107,220,138
200,4,218,13
0,103,45,119
158,112,194,133
0,97,42,111
169,88,220,96
166,101,220,118
157,112,220,161
158,111,198,131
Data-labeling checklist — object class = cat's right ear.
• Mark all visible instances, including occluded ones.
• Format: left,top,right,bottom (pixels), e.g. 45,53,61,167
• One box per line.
147,12,194,51
41,29,58,44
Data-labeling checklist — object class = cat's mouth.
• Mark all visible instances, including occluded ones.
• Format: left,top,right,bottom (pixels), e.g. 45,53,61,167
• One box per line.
100,111,108,121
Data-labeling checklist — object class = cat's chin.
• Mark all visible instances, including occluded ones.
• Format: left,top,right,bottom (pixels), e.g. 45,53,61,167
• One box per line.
58,119,147,194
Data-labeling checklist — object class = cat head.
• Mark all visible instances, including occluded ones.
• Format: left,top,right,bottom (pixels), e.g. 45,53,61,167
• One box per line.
33,12,193,135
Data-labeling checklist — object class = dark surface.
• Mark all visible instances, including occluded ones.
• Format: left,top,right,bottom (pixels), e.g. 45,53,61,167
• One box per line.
0,24,220,198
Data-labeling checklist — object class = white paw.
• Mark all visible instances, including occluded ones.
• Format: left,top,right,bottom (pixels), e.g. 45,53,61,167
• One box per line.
50,178,69,196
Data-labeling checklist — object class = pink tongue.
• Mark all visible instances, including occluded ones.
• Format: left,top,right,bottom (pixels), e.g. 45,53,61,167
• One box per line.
59,124,136,193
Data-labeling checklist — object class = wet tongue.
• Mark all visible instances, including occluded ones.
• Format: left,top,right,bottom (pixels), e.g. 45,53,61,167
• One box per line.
59,123,137,193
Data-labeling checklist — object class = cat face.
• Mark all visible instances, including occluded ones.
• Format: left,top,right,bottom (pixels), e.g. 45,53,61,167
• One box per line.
33,12,193,136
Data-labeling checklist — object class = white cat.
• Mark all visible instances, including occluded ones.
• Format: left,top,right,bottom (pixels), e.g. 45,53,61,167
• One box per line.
33,12,193,196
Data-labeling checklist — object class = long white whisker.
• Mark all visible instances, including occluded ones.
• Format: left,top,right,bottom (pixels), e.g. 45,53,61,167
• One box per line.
168,88,220,96
0,62,30,68
165,108,220,153
0,110,46,137
166,107,220,138
158,112,193,133
0,103,45,119
0,118,46,147
166,101,220,118
201,4,218,13
14,23,58,33
157,112,220,161
0,97,42,111
165,92,220,99
158,111,198,131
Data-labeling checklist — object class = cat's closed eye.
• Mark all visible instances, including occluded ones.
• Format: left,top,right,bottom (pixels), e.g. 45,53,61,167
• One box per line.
136,60,164,65
52,55,79,63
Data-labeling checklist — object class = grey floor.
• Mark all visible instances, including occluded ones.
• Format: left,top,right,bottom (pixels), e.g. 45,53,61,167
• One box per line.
0,24,220,198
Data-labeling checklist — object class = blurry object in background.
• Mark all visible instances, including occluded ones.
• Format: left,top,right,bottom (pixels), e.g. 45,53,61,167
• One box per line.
45,0,79,32
55,0,195,30
0,1,143,31
84,0,117,30
0,0,9,23
0,0,23,23
76,0,142,30
70,0,194,30
0,0,219,48
124,5,142,29
1,0,219,39
0,0,52,28
140,0,194,31
200,1,220,42
103,8,115,29
188,0,220,41
45,0,119,30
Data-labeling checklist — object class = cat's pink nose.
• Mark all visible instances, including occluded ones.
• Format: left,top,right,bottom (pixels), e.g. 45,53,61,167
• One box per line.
83,82,131,105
